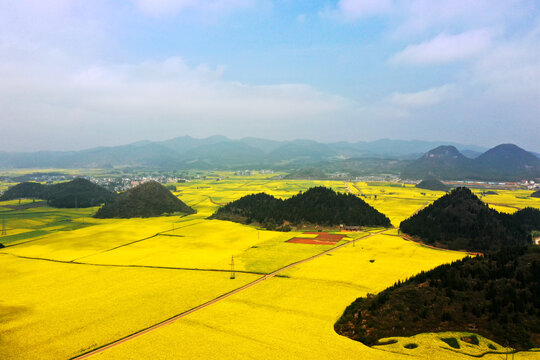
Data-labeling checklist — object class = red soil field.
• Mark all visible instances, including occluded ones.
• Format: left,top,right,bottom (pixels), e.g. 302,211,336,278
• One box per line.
287,238,338,245
287,232,346,245
315,234,345,241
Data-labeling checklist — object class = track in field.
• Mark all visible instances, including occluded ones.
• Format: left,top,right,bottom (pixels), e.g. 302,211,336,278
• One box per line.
71,229,389,359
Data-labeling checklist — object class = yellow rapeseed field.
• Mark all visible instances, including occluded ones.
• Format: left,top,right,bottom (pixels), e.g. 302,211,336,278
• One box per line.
2,216,186,260
91,234,538,360
81,218,342,273
2,177,539,360
0,253,261,360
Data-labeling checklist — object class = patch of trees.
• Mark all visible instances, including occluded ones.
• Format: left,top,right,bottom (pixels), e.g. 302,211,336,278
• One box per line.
400,187,540,252
416,179,450,192
335,246,540,350
531,190,540,198
94,181,195,218
0,178,114,208
212,186,391,229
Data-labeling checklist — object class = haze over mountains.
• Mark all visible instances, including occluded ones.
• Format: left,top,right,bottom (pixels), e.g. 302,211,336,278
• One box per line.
0,135,498,169
1,136,539,182
402,144,540,181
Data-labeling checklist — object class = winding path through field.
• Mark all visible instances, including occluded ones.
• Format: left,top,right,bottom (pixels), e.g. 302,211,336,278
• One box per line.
71,228,389,359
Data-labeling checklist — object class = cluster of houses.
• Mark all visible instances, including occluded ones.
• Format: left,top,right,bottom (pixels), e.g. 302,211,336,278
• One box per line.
442,179,540,190
90,176,188,192
521,180,540,190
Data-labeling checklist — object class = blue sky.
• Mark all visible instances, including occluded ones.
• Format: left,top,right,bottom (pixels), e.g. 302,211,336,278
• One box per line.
1,0,539,151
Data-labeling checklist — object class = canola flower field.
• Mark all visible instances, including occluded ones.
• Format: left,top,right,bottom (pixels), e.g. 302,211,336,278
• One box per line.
1,174,539,360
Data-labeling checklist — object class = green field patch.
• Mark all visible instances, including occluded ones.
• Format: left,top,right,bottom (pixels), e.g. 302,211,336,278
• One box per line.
0,230,50,245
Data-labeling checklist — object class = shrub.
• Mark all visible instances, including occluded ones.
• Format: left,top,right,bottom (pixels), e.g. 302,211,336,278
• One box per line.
441,337,460,349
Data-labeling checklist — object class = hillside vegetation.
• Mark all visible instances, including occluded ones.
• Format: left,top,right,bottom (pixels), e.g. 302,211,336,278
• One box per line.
400,187,540,251
94,181,195,218
0,181,46,200
335,247,540,350
212,186,391,229
532,190,540,198
0,178,114,208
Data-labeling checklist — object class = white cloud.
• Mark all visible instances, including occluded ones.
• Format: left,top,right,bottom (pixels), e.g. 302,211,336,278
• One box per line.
327,0,533,36
0,48,354,150
132,0,252,17
337,0,393,19
387,85,456,108
390,30,491,65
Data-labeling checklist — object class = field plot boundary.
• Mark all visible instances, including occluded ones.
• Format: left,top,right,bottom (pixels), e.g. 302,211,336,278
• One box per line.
71,229,389,359
70,220,204,262
0,252,266,275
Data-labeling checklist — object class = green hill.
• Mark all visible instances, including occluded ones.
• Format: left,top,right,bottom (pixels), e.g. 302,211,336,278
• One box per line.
400,187,539,252
0,178,114,208
94,181,195,218
416,178,450,192
212,186,391,229
46,178,115,208
335,246,540,350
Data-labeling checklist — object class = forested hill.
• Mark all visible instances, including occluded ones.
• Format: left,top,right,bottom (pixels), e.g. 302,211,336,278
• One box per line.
415,178,450,192
0,178,114,208
335,246,540,350
400,187,540,252
45,178,115,208
0,182,46,200
94,181,195,218
212,186,391,229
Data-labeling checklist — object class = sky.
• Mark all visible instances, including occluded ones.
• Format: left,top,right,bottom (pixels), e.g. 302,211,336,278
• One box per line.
0,0,539,152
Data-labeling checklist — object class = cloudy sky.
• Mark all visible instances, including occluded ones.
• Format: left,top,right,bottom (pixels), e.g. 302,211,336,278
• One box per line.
1,0,539,152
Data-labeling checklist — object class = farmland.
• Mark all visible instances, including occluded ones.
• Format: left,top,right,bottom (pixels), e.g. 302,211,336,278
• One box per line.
1,175,539,359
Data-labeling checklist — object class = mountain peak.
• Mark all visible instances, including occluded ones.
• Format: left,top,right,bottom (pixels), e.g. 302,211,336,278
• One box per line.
424,145,464,159
402,143,540,181
476,143,540,170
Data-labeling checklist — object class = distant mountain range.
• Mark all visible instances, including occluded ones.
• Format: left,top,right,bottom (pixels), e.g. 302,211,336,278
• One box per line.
1,136,539,182
0,136,490,170
401,144,540,181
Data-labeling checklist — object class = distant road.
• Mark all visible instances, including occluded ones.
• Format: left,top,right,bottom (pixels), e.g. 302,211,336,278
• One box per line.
208,197,227,206
71,229,388,359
